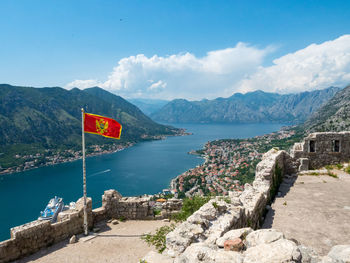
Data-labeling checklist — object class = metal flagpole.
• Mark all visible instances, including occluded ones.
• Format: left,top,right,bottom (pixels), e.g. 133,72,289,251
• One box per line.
81,108,88,236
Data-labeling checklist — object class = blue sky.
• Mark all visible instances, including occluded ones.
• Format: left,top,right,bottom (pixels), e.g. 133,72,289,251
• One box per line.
1,0,350,99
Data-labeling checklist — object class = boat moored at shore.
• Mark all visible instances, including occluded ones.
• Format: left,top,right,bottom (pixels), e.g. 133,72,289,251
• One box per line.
38,196,64,223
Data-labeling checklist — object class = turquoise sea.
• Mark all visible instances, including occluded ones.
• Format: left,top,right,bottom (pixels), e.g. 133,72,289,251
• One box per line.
0,123,284,241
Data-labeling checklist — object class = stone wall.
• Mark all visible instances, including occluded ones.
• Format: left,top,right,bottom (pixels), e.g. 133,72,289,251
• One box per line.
99,189,182,221
291,132,350,169
0,191,182,263
0,197,92,263
166,148,290,257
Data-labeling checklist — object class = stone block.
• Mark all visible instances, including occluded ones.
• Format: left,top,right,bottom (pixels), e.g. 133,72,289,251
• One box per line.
299,158,309,171
216,228,253,248
224,238,244,252
326,245,350,262
243,239,301,263
245,229,284,248
142,250,174,263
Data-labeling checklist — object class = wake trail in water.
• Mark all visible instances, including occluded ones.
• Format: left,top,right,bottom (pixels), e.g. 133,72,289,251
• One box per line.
88,169,111,177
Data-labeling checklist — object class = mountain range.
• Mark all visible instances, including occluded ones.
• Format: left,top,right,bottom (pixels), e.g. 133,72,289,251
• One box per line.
303,84,350,132
150,87,341,124
128,98,169,116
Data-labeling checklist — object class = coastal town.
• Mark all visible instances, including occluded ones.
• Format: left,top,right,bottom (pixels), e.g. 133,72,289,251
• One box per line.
0,142,133,175
171,129,297,198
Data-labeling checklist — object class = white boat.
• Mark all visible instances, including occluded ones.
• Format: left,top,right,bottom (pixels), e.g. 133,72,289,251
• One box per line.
38,196,64,222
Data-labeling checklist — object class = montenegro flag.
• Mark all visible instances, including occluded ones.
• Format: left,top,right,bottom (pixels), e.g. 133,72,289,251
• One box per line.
83,112,122,139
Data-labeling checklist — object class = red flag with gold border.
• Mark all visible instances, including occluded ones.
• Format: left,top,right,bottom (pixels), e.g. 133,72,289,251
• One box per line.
84,112,122,139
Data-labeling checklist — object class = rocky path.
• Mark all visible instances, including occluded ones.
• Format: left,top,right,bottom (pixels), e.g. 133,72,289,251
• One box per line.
262,168,350,255
15,220,170,263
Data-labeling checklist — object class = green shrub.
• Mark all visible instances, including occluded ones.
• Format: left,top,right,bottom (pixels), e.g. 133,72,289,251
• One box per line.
212,202,218,209
223,197,231,204
119,216,126,222
336,163,343,169
344,166,350,174
327,170,338,178
309,172,320,176
153,209,161,216
164,193,174,199
141,224,176,253
172,196,211,222
218,196,231,204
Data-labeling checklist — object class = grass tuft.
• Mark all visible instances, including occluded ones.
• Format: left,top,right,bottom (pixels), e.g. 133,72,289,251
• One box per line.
309,172,320,176
325,165,333,170
172,196,211,222
344,165,350,174
336,163,343,169
327,170,338,178
141,224,176,253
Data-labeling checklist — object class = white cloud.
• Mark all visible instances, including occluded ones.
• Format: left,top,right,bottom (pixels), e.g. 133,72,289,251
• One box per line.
148,80,167,91
238,35,350,94
66,35,350,100
66,42,271,100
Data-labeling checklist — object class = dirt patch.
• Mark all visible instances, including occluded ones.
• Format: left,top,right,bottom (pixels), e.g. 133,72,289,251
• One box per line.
17,220,171,263
263,169,350,255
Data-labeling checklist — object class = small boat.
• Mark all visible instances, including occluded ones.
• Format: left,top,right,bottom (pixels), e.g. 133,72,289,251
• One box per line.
38,196,64,222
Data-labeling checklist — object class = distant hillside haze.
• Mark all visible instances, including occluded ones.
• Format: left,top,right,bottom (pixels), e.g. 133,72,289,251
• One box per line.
303,84,350,132
128,98,169,116
0,84,178,149
150,87,341,124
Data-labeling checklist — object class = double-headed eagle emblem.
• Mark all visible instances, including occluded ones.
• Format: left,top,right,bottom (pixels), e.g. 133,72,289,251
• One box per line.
96,119,109,134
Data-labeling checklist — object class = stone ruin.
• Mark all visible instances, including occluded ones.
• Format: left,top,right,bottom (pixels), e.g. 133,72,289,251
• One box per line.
292,132,350,171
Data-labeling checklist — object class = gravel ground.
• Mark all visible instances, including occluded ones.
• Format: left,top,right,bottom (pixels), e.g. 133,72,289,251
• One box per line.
15,220,171,263
263,168,350,255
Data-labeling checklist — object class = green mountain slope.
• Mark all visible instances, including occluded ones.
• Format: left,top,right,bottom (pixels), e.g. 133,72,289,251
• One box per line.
151,87,340,124
0,84,178,170
303,85,350,132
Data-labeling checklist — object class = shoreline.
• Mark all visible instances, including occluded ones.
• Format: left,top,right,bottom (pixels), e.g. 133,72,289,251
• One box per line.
169,150,206,192
0,144,133,176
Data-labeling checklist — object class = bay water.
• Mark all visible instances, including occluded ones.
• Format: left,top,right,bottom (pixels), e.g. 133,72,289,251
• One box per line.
0,123,284,241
